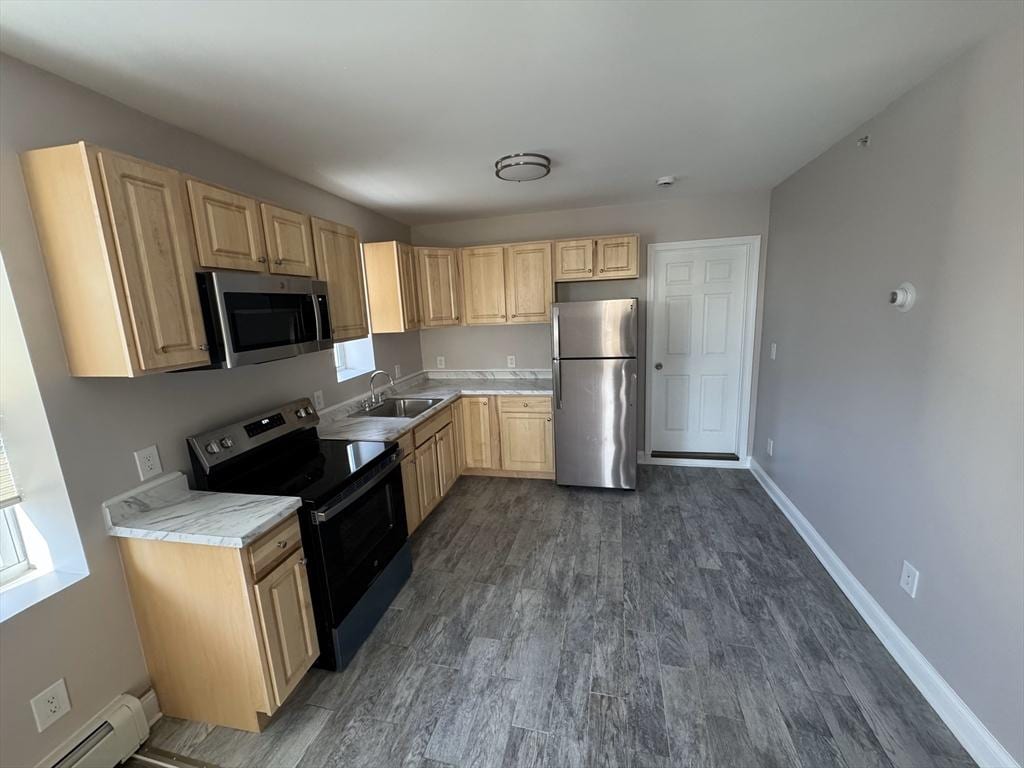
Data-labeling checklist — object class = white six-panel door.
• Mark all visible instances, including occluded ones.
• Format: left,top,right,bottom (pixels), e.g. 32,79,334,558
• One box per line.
649,238,754,455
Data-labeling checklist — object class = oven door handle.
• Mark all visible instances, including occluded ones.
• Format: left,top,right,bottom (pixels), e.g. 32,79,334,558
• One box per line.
312,456,400,524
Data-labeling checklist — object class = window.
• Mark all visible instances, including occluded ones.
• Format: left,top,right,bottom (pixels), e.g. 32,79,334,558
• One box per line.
335,336,376,382
0,436,30,585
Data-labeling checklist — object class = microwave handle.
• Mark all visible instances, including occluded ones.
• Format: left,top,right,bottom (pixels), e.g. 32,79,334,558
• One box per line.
315,294,332,343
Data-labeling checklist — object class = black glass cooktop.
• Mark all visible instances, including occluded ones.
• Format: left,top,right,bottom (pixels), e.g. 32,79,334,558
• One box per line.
203,429,393,508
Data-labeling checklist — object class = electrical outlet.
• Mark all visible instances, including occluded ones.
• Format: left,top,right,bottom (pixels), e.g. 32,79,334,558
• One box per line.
900,560,919,598
30,678,71,733
394,364,401,379
436,356,446,369
766,438,774,457
769,342,777,361
507,355,516,368
313,390,325,410
133,445,162,481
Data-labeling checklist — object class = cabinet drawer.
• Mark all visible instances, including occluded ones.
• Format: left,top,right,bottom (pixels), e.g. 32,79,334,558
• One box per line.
498,395,552,414
249,516,302,580
413,405,452,446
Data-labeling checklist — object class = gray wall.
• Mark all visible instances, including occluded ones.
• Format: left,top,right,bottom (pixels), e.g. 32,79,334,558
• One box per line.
412,192,772,447
753,26,1024,764
0,54,418,768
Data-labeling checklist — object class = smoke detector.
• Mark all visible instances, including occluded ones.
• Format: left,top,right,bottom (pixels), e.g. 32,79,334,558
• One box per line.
656,175,677,187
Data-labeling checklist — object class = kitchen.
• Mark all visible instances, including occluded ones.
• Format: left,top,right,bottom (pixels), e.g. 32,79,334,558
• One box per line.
0,4,1021,768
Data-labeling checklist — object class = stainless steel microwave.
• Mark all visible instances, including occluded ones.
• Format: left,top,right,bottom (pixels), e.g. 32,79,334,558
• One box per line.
196,271,333,368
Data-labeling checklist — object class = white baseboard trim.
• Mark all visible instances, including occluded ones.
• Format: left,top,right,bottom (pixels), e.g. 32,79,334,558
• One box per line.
639,451,750,469
749,459,1020,768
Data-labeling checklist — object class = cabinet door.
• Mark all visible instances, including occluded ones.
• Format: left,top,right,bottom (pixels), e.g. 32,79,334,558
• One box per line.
460,246,507,325
500,412,554,473
401,453,421,535
416,438,442,518
595,235,639,279
506,242,552,324
416,248,461,327
451,397,466,475
462,397,499,469
436,424,457,495
311,217,369,341
97,152,210,371
398,243,421,330
553,239,594,281
253,549,318,708
186,179,267,272
260,203,316,277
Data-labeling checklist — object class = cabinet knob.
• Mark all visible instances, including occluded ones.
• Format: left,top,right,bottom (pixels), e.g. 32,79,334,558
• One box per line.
599,268,605,273
298,558,307,566
546,417,552,422
522,402,528,408
258,257,267,263
198,343,209,351
587,268,592,273
275,258,283,265
276,540,288,549
511,314,517,318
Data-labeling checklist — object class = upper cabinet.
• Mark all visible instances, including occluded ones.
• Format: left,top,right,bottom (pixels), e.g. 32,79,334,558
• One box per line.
506,241,553,324
554,234,638,282
260,203,317,277
311,217,369,342
187,179,267,272
460,246,508,325
416,247,461,327
363,241,420,333
21,143,210,376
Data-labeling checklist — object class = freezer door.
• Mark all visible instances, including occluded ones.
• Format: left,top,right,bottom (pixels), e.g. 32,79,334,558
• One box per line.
553,299,637,359
554,358,637,489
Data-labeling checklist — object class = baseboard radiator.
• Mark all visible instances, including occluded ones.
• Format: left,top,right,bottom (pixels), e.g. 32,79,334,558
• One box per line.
49,695,148,768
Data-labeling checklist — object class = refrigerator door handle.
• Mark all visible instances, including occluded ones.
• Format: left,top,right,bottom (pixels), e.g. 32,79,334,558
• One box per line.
629,371,637,407
553,359,562,409
551,304,560,357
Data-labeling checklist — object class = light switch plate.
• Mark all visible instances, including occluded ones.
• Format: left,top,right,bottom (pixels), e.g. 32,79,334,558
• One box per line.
313,390,325,409
770,342,777,360
133,445,162,481
507,355,516,368
31,678,71,732
766,439,774,457
436,356,446,369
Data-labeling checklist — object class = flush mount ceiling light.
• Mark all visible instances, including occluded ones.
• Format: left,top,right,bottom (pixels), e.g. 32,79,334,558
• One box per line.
495,152,551,182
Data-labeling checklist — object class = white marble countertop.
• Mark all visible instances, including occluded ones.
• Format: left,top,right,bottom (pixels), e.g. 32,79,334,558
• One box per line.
318,373,553,442
103,472,302,548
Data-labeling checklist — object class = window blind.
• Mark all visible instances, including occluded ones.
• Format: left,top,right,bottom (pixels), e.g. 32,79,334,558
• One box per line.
0,436,20,510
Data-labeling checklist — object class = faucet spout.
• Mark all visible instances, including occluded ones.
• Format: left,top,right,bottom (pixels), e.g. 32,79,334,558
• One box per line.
368,369,395,405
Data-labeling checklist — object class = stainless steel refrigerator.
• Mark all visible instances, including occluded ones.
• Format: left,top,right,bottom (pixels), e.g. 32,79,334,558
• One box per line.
552,298,638,489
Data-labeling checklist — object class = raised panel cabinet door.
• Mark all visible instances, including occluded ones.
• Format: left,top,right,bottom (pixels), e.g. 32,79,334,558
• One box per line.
462,397,499,469
595,235,639,279
415,247,460,327
451,397,466,475
415,438,441,518
506,242,553,324
500,411,554,472
96,151,210,371
260,203,316,277
401,453,421,535
398,243,421,330
436,423,457,495
253,548,318,708
186,179,267,271
311,217,369,341
554,239,595,281
460,246,507,325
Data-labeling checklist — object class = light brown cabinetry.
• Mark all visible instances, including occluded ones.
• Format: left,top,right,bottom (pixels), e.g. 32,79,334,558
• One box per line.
187,179,268,272
401,450,422,535
260,203,317,277
312,217,369,341
461,396,501,470
416,247,461,327
21,143,210,376
498,396,554,473
554,234,639,281
116,515,317,732
363,241,421,333
460,246,508,324
415,438,442,518
506,241,553,323
436,423,457,495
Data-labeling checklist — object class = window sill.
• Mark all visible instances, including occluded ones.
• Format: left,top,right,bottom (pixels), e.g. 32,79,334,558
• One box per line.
0,568,87,623
337,367,374,383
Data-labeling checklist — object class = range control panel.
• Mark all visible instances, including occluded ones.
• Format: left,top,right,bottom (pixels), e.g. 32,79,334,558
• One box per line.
244,413,286,438
187,398,320,469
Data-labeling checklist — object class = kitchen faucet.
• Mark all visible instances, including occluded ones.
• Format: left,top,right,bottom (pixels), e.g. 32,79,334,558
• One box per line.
367,369,395,407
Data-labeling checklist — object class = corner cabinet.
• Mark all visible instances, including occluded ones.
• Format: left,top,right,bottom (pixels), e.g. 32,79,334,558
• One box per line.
312,217,370,341
462,396,501,470
21,143,210,376
363,241,421,333
416,247,461,327
117,516,317,732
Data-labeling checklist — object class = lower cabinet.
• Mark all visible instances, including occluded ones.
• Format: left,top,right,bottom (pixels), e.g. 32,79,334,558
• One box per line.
499,411,555,473
436,423,457,494
401,449,422,535
462,396,501,469
117,516,318,732
415,437,442,518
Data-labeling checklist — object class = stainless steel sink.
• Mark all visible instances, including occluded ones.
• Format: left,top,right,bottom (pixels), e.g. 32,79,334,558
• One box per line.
348,397,443,419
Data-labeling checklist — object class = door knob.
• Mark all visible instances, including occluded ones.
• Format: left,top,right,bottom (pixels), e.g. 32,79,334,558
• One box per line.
655,362,663,370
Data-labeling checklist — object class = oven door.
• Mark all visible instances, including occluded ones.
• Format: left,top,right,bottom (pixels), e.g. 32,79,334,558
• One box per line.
311,458,408,624
206,271,323,367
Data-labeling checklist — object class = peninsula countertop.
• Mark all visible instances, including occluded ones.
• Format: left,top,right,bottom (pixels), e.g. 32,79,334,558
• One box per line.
317,374,553,442
103,472,302,548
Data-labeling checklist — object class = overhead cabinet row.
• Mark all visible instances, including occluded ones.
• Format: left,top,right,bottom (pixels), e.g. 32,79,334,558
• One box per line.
20,142,369,377
362,234,637,333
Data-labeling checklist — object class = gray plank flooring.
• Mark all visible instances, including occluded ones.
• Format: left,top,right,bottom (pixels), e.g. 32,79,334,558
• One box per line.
146,466,974,767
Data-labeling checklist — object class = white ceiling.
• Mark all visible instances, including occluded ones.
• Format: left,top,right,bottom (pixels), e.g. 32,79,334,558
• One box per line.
0,1,1014,225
